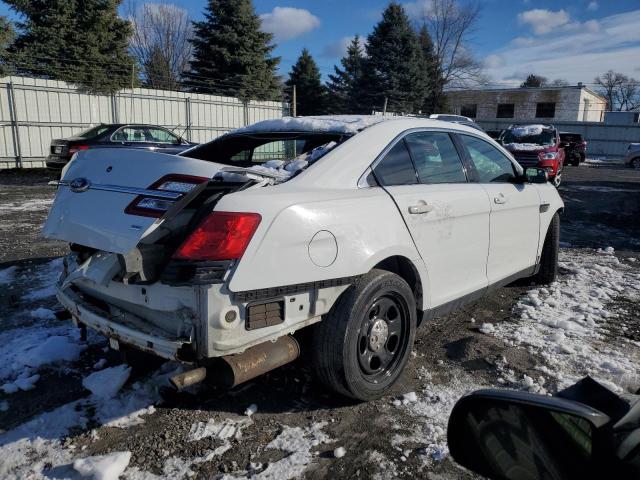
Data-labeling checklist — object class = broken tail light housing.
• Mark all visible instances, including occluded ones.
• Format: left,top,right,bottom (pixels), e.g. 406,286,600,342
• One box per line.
173,212,261,261
125,174,208,218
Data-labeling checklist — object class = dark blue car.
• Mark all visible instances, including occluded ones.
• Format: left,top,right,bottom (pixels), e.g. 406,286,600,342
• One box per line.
46,123,198,171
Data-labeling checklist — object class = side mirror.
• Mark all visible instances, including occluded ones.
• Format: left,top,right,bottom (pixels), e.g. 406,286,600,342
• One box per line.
525,167,548,184
447,389,611,480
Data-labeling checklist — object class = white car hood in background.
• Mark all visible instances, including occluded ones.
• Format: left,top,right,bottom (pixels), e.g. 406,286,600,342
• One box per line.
43,149,220,254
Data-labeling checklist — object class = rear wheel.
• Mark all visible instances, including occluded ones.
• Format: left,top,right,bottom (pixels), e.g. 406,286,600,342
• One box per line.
533,213,560,285
311,269,416,401
631,158,640,169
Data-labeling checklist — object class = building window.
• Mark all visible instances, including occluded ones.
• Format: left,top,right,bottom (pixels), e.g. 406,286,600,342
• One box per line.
460,104,477,118
536,102,556,118
496,103,514,118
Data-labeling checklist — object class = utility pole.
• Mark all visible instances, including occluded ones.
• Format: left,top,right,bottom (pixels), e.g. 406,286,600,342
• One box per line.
382,97,388,115
130,62,135,122
292,85,297,117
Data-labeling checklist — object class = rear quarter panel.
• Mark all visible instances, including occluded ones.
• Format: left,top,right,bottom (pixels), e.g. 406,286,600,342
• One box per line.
217,185,429,308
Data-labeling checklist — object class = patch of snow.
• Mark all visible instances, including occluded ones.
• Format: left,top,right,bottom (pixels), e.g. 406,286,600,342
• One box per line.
29,308,56,320
18,335,85,369
0,198,53,212
188,417,252,442
229,115,388,136
479,322,496,334
93,358,107,370
486,249,640,393
23,258,63,300
83,365,131,399
244,403,258,416
393,368,485,466
0,265,17,284
73,451,131,480
402,392,417,404
597,246,615,254
333,446,346,458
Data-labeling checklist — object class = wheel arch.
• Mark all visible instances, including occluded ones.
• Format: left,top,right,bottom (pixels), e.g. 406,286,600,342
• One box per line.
372,255,427,323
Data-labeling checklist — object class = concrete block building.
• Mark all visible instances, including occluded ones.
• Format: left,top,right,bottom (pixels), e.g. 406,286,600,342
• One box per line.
445,84,606,123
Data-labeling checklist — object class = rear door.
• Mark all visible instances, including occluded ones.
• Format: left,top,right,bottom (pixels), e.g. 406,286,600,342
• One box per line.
458,134,541,284
374,130,490,308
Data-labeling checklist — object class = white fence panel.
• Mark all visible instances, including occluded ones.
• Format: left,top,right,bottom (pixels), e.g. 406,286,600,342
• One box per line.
0,76,288,169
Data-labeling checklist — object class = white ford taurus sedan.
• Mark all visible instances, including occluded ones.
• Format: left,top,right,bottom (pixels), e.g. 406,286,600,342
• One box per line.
44,115,563,400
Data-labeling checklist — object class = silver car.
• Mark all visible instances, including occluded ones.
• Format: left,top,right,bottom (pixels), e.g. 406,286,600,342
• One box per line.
625,143,640,169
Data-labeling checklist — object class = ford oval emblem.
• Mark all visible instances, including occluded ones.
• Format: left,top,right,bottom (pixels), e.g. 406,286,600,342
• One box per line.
69,177,91,193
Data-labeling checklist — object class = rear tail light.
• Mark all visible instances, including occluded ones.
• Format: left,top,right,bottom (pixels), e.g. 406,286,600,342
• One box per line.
125,174,208,218
173,212,261,261
69,145,90,155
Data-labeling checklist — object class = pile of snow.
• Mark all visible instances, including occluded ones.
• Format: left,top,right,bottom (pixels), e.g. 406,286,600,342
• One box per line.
333,446,346,458
23,257,63,300
244,403,258,417
83,365,131,399
503,143,544,151
486,249,640,393
229,115,388,136
0,198,54,212
73,451,131,480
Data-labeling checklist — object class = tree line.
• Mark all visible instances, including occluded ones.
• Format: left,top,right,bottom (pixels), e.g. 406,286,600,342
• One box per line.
0,0,485,115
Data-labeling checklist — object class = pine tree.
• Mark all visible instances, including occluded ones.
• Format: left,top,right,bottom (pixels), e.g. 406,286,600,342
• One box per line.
326,36,366,114
6,0,135,93
286,48,327,116
0,16,15,77
360,3,428,114
418,24,440,114
520,74,548,88
186,0,281,100
145,45,177,90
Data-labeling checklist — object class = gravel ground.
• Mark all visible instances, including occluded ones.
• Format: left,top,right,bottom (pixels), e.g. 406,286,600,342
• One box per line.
0,162,639,479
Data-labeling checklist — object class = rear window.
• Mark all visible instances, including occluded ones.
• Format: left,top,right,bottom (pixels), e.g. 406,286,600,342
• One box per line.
183,132,346,167
77,125,110,139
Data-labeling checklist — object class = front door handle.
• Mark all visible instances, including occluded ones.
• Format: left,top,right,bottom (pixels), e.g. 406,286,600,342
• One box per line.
408,202,434,214
494,194,508,204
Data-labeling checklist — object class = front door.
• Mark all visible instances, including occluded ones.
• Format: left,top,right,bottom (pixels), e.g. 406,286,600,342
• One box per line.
458,134,541,284
373,131,491,308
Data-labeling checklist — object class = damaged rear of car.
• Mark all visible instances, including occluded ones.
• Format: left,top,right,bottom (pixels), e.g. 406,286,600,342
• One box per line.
45,122,355,388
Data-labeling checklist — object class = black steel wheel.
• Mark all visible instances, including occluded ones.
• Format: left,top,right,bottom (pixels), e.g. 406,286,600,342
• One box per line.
311,269,417,401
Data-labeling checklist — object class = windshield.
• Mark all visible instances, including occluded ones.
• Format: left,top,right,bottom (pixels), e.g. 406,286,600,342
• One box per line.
76,125,110,139
503,128,555,146
182,132,347,167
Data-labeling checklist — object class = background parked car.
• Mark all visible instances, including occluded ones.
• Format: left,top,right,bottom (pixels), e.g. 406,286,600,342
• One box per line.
625,143,640,169
560,132,587,166
46,123,197,171
429,113,484,132
501,124,565,187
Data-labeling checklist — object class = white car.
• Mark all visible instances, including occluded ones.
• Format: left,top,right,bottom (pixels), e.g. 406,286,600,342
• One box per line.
44,115,563,400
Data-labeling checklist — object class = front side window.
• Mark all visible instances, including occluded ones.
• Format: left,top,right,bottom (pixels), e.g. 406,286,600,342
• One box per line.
460,135,516,183
497,103,515,119
147,127,180,144
373,140,417,186
404,132,467,184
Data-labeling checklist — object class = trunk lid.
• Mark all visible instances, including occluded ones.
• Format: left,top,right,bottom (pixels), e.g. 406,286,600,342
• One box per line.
43,149,221,254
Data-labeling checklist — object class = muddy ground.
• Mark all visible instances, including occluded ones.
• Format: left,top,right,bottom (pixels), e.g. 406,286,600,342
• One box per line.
0,161,639,479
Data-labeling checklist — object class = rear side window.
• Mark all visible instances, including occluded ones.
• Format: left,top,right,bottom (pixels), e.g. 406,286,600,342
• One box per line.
460,135,516,183
373,140,417,186
404,132,467,184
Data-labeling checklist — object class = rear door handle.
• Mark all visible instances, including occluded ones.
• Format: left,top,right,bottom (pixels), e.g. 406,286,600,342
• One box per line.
494,194,508,204
408,202,434,214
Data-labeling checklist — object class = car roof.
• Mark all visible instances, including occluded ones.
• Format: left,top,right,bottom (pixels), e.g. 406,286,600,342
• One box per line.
226,115,397,136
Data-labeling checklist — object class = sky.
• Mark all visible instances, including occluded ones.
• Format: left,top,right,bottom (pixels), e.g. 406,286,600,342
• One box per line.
2,0,640,87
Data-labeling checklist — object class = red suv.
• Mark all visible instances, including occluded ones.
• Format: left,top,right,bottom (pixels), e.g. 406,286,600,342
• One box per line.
501,124,565,187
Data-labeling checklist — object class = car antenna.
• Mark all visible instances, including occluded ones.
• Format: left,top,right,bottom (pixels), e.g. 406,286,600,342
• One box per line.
178,122,192,141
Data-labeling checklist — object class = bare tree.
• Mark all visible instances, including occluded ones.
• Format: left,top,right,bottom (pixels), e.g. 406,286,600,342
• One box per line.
418,0,486,111
128,2,193,90
594,70,640,111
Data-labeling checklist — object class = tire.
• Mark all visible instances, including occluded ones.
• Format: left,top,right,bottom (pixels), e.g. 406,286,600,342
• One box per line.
571,155,580,167
631,158,640,170
311,269,416,401
533,213,560,285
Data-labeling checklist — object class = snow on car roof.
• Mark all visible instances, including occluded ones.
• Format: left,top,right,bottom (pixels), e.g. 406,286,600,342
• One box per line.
509,124,553,137
227,115,392,136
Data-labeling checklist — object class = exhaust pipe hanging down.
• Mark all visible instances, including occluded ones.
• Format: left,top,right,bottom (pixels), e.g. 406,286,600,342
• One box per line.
169,335,300,390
